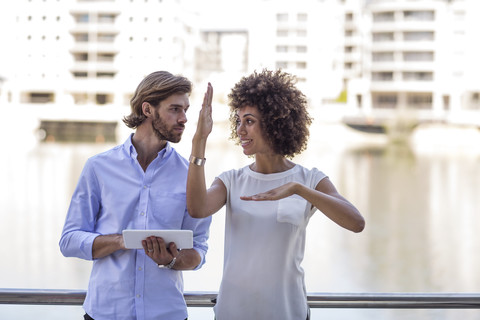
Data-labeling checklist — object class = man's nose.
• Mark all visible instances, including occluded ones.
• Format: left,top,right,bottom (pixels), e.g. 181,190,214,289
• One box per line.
178,111,187,124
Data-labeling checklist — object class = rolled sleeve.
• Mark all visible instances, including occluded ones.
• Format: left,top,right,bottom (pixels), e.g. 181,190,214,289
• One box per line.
59,159,101,261
183,212,211,270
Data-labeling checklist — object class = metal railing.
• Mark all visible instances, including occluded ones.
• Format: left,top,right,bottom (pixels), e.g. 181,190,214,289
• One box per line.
1,289,480,309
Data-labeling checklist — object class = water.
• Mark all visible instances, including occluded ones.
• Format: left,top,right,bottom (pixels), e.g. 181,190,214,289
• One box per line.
1,110,479,319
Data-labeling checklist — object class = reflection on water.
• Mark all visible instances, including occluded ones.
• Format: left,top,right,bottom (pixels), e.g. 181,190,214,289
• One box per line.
1,120,479,319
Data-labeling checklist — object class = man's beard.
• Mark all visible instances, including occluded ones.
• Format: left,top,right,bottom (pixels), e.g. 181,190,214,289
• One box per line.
152,112,184,143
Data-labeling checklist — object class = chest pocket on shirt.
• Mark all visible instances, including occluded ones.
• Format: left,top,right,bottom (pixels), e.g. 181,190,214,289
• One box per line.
151,192,186,229
277,196,308,227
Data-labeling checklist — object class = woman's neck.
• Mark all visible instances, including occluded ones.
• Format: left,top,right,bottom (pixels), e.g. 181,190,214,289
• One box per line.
250,154,294,174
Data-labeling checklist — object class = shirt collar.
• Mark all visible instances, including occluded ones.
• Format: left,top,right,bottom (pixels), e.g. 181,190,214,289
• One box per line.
124,133,172,160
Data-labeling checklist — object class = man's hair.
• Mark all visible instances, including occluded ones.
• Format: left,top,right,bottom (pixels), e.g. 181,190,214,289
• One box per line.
227,69,312,158
123,71,192,129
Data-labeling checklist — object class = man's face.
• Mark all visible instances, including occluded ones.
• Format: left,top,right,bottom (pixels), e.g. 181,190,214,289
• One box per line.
152,93,189,143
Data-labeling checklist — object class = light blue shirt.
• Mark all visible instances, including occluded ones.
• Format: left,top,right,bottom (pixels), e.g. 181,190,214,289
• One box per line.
59,134,211,320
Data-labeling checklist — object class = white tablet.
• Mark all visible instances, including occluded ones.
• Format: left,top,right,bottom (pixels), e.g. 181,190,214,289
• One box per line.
122,229,193,249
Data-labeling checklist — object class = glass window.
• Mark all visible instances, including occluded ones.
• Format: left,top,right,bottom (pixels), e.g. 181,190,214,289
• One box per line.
403,72,433,81
404,31,434,41
374,94,397,109
372,32,394,42
74,14,89,23
297,13,307,22
297,29,307,37
296,61,307,69
404,10,434,21
372,52,394,62
74,33,89,42
98,13,116,23
74,53,88,61
97,33,116,42
96,72,115,78
276,13,288,22
296,46,307,53
97,53,115,61
73,72,88,78
373,11,394,22
407,93,432,109
403,51,434,62
372,72,393,81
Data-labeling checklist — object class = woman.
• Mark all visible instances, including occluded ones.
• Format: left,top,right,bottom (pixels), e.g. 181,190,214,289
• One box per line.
188,69,365,320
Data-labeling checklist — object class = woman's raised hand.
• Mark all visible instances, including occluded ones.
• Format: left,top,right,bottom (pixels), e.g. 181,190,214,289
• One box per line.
196,82,213,139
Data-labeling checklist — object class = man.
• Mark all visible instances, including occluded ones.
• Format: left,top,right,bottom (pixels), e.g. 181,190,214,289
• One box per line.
59,71,212,320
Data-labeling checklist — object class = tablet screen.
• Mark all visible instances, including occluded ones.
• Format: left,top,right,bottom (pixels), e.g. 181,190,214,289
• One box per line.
122,229,193,249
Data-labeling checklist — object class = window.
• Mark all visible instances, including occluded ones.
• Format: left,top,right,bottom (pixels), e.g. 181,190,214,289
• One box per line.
404,31,434,41
297,13,307,22
374,94,397,109
297,29,307,37
98,13,116,23
407,93,432,109
97,33,115,42
74,33,89,42
276,61,288,69
372,52,394,62
96,72,115,78
74,53,89,61
73,72,88,78
372,72,393,81
403,51,434,62
96,94,111,105
276,30,288,37
403,72,433,81
404,10,434,21
373,11,394,22
296,46,307,53
296,61,307,69
97,53,115,62
372,32,394,42
29,92,54,103
74,14,89,23
276,45,288,53
276,13,288,22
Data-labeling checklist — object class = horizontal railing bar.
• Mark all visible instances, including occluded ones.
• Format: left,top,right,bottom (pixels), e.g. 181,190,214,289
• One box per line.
0,289,479,309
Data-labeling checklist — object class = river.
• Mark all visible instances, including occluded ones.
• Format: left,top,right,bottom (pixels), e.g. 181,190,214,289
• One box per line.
1,108,479,319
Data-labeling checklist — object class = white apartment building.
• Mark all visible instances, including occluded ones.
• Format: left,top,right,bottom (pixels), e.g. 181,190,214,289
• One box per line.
346,0,480,123
247,0,345,107
0,0,197,106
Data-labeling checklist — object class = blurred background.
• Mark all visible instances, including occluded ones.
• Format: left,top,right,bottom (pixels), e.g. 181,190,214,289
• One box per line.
0,0,479,319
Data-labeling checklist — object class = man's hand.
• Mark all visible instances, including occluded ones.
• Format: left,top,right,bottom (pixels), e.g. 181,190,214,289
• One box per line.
142,236,178,266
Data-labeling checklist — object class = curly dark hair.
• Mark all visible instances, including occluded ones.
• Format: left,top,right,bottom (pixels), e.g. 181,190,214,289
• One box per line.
227,69,312,158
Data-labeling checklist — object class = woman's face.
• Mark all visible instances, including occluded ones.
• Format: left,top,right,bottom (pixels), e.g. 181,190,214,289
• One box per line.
235,105,273,156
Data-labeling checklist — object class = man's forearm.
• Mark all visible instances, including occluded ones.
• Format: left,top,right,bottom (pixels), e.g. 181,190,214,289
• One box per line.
171,248,201,270
92,234,125,259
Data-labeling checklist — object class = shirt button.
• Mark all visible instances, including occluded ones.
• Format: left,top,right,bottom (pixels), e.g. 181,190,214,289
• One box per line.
143,185,147,189
138,267,142,271
137,294,141,298
140,212,145,216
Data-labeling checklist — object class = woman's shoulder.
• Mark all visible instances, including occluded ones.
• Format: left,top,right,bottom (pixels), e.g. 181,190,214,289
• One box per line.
293,164,328,183
218,165,249,179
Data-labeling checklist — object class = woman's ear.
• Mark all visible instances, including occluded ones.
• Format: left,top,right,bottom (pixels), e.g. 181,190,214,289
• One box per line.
142,102,152,117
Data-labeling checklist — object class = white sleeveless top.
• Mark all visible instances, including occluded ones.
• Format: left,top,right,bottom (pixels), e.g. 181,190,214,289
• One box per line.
214,164,327,320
